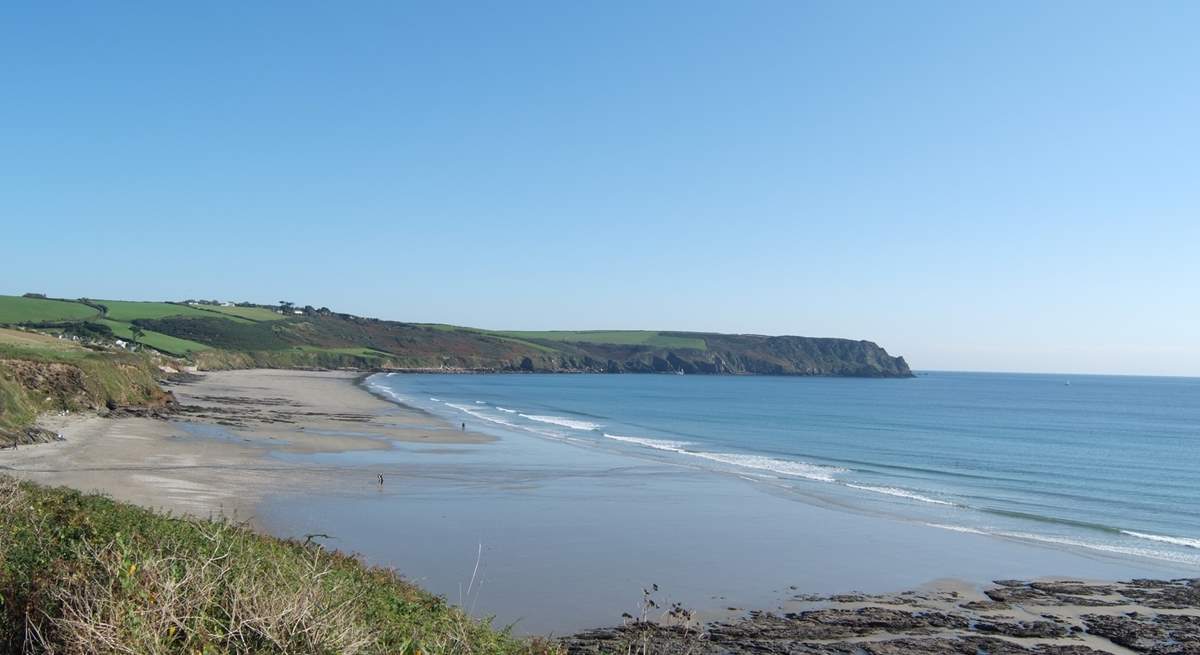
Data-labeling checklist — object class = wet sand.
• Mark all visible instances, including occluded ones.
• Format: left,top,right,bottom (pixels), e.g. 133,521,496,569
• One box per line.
0,369,490,519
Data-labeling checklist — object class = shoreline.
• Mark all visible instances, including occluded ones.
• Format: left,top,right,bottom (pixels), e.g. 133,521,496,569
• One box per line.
2,369,1197,651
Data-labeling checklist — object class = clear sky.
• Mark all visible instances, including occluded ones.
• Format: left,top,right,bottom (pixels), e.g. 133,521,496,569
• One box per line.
3,2,1198,376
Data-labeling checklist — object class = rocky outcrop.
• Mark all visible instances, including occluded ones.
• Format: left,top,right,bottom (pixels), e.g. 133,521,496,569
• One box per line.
564,578,1200,655
0,426,64,449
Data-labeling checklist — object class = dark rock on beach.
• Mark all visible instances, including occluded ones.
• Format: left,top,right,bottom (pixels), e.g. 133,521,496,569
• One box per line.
563,578,1200,655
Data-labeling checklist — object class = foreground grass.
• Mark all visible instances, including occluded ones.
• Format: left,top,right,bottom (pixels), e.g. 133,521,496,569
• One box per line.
0,477,554,655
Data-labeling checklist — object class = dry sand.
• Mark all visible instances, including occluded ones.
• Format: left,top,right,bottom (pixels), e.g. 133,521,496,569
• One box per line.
0,369,488,520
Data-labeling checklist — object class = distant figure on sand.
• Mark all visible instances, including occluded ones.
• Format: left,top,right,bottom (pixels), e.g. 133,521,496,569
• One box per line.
461,422,465,431
377,473,384,485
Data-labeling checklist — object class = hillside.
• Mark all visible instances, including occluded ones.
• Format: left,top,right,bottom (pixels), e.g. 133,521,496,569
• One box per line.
0,294,913,378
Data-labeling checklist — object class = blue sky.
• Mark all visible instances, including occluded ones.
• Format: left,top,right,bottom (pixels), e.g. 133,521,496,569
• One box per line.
3,2,1198,375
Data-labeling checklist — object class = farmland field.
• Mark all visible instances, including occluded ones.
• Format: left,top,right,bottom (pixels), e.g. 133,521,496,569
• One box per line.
98,319,211,355
0,296,99,324
491,330,708,350
197,305,285,321
97,300,252,323
292,345,392,358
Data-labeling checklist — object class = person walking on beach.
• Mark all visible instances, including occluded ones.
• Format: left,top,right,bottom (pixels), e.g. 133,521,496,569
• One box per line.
377,473,384,486
461,422,466,431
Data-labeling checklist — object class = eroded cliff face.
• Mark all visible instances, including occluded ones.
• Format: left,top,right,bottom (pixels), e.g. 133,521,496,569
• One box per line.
0,357,176,447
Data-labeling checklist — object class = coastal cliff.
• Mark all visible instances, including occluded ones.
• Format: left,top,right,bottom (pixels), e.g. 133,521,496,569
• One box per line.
1,294,913,378
502,334,912,377
133,314,912,378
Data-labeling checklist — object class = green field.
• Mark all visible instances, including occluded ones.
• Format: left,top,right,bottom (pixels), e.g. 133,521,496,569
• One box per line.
97,319,211,356
198,305,286,321
0,296,99,324
292,345,391,358
96,300,251,323
421,325,706,351
491,330,708,350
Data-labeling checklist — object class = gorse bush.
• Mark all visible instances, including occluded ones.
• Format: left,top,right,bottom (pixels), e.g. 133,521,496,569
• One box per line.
0,476,556,655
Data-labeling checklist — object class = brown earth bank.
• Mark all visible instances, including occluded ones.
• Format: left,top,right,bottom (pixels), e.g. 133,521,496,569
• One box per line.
565,578,1200,655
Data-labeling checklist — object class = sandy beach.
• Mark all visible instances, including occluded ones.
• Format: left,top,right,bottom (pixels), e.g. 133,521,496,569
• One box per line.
0,369,490,520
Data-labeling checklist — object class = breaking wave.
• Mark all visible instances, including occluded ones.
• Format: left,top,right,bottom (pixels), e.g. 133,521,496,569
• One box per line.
519,414,602,431
845,484,957,506
603,433,691,452
1121,530,1200,549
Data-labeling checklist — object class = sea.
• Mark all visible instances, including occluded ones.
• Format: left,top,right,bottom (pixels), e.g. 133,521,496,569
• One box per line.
262,371,1200,633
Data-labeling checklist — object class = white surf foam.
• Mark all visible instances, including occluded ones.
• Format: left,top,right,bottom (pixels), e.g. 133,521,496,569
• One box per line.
603,433,691,452
475,400,486,404
601,434,836,482
429,397,441,402
496,407,517,413
519,414,602,431
925,523,988,535
445,403,518,428
846,484,957,506
997,531,1200,565
368,383,407,403
928,524,1200,566
688,451,845,482
1121,530,1200,549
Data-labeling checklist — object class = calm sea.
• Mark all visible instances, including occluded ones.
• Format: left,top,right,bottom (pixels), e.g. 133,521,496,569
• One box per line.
369,371,1200,567
262,370,1199,632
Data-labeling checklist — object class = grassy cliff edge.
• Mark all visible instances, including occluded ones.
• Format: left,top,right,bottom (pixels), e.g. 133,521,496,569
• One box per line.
0,330,174,447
